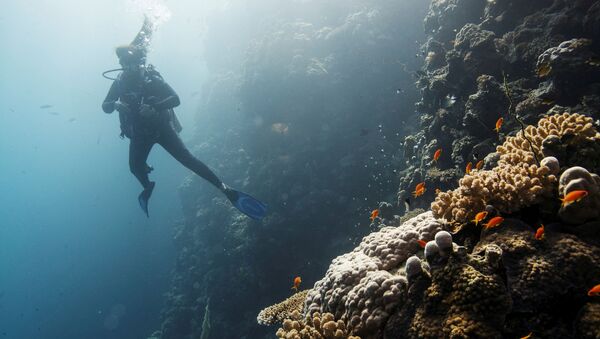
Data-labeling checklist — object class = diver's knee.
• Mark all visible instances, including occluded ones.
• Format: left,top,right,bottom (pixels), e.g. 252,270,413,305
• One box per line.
130,162,144,175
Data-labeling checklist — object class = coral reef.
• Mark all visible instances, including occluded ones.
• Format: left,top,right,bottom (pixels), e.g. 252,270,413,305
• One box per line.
558,166,600,224
302,218,600,339
398,0,600,213
276,311,360,339
431,112,600,227
258,290,310,326
305,212,446,337
473,219,600,338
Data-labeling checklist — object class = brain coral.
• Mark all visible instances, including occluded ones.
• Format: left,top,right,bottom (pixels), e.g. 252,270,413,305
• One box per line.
258,290,310,325
304,212,446,337
432,112,600,227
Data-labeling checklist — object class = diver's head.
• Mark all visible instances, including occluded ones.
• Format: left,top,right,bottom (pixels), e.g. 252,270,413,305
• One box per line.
115,45,146,73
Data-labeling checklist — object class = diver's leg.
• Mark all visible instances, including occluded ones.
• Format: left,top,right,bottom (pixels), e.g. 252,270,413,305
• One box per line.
129,137,154,189
157,126,223,189
130,137,156,217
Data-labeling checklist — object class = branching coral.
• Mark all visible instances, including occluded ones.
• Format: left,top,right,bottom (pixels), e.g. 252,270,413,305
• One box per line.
258,290,310,325
276,311,361,339
432,112,600,227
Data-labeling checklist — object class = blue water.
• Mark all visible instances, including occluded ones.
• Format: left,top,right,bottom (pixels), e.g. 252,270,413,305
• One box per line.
0,2,211,338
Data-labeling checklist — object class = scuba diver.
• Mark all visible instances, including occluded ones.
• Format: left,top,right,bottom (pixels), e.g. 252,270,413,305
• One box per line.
101,18,267,220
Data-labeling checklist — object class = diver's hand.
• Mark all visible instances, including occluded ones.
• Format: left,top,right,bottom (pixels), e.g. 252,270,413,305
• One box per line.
114,101,130,114
144,96,158,105
139,104,158,118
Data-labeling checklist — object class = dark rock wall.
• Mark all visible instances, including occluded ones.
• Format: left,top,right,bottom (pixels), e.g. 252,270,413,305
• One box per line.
153,1,429,338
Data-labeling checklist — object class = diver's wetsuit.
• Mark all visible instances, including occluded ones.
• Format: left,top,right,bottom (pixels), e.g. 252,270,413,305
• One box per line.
102,67,222,191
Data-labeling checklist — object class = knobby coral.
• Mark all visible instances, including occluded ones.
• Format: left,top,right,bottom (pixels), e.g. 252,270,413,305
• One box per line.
276,311,361,339
558,166,600,224
304,212,446,337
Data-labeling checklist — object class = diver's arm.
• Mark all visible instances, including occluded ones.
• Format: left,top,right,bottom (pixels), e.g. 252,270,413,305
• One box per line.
152,82,180,110
102,81,120,113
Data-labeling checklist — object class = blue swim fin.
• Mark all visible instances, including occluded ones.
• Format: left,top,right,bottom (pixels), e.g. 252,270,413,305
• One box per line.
224,187,267,220
138,181,155,217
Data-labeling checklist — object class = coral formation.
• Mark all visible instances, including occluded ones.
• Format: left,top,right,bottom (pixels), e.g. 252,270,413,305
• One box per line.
258,290,310,326
473,218,600,338
305,212,446,337
276,311,360,339
558,166,600,224
431,112,600,227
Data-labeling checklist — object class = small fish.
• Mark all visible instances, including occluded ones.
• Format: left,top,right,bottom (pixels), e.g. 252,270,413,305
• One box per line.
520,332,533,339
271,123,289,135
415,182,426,192
494,117,503,133
417,240,427,248
484,216,504,230
541,98,555,105
396,88,403,94
472,211,488,226
586,57,600,67
413,186,426,198
432,148,442,162
560,190,588,207
291,276,302,292
48,112,60,116
370,209,379,222
444,94,457,108
475,160,484,170
68,117,76,123
39,104,53,109
537,63,552,77
588,284,600,296
535,224,545,240
465,162,473,175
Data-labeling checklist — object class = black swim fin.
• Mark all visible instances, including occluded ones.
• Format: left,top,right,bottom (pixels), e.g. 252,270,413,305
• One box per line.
222,184,267,220
138,181,155,217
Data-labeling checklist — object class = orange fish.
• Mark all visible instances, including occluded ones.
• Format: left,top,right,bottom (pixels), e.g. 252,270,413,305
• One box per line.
415,182,426,192
432,148,442,162
484,216,504,229
560,190,588,207
417,240,427,248
475,160,484,170
494,117,503,133
465,162,473,175
588,284,600,296
369,209,379,222
292,276,302,292
413,186,426,198
520,332,533,339
472,211,488,226
535,224,545,240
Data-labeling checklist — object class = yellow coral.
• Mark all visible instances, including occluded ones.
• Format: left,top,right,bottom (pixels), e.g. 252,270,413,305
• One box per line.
431,113,600,227
276,312,361,339
257,290,310,325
